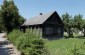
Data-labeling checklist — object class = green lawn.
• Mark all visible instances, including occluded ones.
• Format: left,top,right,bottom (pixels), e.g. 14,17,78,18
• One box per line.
45,38,85,55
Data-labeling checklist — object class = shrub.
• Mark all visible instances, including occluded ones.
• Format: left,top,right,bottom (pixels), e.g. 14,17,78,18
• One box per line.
7,29,49,55
8,30,20,45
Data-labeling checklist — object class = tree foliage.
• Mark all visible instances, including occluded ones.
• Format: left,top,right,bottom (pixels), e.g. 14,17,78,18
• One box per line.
0,0,25,33
62,13,73,37
62,13,71,31
74,14,83,30
62,13,85,37
0,10,5,32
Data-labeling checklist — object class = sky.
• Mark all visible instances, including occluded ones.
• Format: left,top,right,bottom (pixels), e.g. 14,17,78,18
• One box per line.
0,0,85,19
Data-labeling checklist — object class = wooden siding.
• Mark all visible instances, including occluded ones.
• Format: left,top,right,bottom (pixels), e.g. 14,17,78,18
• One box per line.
42,12,64,38
21,12,64,39
28,25,43,37
42,25,64,38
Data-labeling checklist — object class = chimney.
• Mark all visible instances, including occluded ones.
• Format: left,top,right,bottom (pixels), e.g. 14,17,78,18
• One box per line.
40,13,42,15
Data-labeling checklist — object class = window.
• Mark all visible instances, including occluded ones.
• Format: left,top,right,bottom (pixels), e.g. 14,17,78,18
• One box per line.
45,27,53,35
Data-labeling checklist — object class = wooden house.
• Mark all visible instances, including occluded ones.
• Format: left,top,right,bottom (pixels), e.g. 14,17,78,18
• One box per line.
21,11,64,38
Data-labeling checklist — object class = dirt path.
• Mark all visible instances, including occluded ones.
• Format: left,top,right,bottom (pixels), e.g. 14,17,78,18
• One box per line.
0,33,21,55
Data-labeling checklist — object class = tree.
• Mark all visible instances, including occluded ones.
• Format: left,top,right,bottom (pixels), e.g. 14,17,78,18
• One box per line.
81,19,85,36
1,0,25,33
0,10,5,32
62,13,71,31
62,13,73,37
74,14,83,30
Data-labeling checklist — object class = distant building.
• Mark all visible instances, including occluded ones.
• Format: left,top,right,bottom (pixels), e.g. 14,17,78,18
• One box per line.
21,11,64,38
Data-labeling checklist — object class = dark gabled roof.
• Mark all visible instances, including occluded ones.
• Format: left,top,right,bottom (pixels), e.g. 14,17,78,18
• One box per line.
22,11,63,26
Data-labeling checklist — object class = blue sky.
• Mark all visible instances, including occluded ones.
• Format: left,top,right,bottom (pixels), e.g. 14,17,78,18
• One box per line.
0,0,85,19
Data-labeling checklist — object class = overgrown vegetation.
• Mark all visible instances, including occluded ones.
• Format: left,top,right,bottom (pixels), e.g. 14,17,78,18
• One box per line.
8,29,49,55
45,38,85,55
63,42,85,55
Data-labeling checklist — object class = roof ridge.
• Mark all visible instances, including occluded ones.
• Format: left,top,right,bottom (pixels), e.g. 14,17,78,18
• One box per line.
22,11,56,26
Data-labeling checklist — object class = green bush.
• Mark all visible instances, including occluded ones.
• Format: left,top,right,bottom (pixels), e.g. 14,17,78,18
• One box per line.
7,29,49,55
8,30,20,45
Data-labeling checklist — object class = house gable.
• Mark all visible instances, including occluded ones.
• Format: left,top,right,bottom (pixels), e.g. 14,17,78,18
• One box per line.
43,11,64,26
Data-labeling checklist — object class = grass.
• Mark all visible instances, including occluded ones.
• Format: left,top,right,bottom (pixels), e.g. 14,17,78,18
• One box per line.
45,38,85,55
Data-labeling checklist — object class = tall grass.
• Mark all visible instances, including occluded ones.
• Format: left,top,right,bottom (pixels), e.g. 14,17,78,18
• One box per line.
45,38,85,55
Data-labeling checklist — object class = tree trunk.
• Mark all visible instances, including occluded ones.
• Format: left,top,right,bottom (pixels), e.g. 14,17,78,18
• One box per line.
68,28,70,37
84,29,85,37
68,28,73,38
